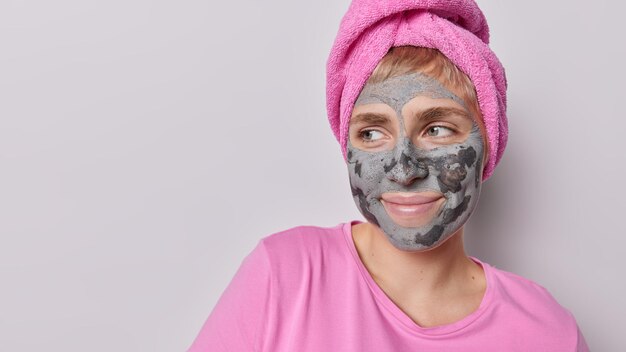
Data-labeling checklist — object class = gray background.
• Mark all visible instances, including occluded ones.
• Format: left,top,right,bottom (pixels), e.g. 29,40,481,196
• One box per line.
0,0,622,350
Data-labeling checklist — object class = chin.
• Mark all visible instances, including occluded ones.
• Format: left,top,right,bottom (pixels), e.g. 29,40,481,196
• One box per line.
375,213,464,252
385,232,448,252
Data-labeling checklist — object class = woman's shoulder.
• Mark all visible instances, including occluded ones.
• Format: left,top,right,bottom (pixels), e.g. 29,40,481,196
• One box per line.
486,262,562,302
260,222,346,248
254,221,352,267
481,259,577,325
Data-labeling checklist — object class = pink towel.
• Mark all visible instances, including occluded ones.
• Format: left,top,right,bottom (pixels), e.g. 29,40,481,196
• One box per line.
326,0,508,181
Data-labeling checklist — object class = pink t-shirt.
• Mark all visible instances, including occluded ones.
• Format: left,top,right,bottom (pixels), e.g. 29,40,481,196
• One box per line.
188,221,589,351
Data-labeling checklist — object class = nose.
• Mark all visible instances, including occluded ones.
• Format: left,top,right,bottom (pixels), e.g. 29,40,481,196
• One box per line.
384,150,429,185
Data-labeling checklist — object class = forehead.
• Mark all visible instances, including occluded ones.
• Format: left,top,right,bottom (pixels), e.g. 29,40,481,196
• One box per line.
354,72,467,111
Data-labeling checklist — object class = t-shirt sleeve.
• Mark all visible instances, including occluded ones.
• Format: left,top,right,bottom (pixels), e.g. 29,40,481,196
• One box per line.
187,240,272,352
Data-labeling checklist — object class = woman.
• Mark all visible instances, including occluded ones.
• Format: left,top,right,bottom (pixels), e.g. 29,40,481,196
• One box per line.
188,0,589,350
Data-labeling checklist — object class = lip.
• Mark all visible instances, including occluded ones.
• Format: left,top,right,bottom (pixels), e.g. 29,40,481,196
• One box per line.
381,192,443,205
380,192,444,226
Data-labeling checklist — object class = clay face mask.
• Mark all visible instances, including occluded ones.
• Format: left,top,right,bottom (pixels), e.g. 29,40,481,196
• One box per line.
347,72,484,251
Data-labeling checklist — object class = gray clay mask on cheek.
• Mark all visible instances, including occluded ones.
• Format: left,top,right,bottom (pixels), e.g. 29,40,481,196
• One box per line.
346,72,484,251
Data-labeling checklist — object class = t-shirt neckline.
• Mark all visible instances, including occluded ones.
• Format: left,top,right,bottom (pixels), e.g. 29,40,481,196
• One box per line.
341,219,495,337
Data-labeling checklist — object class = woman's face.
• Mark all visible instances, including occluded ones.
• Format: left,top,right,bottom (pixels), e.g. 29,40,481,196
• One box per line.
347,72,485,251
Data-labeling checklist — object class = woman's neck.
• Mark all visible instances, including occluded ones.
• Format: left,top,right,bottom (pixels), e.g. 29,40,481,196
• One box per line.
352,221,484,301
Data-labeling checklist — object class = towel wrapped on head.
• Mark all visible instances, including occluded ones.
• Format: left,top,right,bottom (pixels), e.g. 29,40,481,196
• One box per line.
326,0,507,181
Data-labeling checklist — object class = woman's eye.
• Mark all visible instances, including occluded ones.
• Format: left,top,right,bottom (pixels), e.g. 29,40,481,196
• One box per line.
360,129,385,143
426,126,454,138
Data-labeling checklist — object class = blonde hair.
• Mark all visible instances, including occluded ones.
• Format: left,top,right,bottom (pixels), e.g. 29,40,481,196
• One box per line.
367,46,489,160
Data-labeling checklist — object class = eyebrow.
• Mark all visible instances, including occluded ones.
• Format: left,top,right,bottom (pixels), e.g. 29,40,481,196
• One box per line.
350,112,392,126
416,107,472,122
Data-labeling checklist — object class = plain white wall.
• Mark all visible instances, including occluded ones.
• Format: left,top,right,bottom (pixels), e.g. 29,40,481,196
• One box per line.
0,0,622,350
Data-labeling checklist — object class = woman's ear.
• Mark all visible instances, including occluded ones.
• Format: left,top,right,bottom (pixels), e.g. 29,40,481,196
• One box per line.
481,149,489,180
483,149,489,168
